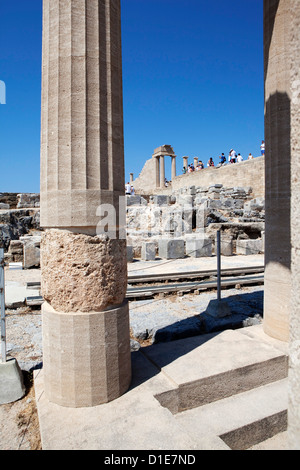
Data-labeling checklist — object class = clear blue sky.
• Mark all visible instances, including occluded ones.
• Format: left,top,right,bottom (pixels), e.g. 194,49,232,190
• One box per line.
0,0,264,193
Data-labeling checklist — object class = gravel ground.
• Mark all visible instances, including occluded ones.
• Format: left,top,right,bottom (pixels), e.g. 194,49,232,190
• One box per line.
0,268,42,450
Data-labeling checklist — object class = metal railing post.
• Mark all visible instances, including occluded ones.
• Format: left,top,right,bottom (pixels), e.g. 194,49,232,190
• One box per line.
0,248,6,363
217,230,221,301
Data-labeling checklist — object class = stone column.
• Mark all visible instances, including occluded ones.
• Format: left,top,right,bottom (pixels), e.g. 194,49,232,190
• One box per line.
160,155,165,188
155,156,160,188
40,0,131,407
289,0,300,450
194,157,198,168
130,173,134,184
263,0,291,343
183,156,188,170
171,156,176,180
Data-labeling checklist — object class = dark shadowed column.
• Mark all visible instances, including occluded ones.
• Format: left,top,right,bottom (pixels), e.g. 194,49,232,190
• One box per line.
289,0,300,450
263,0,291,343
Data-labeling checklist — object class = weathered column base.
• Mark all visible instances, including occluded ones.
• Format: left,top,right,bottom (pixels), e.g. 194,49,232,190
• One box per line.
42,301,131,408
263,264,290,343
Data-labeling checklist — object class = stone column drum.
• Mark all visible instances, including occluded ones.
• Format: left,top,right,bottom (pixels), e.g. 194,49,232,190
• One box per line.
40,0,131,407
263,0,291,342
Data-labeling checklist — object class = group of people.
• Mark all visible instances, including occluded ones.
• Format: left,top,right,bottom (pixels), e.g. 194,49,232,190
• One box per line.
182,140,265,174
182,160,205,174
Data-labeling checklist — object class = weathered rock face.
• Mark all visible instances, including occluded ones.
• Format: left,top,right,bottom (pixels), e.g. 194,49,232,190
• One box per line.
0,193,19,209
0,209,40,250
17,193,40,209
41,229,127,313
126,184,265,259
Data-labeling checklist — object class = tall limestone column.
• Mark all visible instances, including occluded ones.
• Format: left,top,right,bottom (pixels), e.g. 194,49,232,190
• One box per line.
263,0,291,342
160,155,165,188
289,0,300,450
155,156,160,188
40,0,131,407
171,156,176,180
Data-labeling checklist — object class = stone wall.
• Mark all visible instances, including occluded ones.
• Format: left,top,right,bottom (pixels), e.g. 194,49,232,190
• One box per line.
0,193,41,267
132,156,265,199
171,156,265,199
126,183,265,261
131,157,157,193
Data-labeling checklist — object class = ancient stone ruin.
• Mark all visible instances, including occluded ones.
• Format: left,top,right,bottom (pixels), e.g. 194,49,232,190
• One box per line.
1,0,300,450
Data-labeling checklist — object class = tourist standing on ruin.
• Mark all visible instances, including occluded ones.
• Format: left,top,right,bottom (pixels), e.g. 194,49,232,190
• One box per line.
125,182,131,195
207,158,214,167
260,140,265,155
220,153,226,165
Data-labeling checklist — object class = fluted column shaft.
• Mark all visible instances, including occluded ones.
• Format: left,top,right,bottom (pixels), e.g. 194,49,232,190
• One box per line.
40,0,131,408
171,156,176,180
41,0,124,229
160,155,165,188
263,0,291,342
289,0,300,450
155,156,160,188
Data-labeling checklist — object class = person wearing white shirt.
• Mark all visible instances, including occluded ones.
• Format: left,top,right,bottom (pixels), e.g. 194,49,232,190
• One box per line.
237,153,243,163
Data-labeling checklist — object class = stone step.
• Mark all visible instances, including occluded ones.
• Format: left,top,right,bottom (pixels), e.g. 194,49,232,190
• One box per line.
141,325,288,414
35,324,289,450
174,378,288,450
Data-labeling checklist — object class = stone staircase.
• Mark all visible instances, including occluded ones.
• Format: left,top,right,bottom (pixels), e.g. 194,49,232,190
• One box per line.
142,324,289,450
35,324,289,450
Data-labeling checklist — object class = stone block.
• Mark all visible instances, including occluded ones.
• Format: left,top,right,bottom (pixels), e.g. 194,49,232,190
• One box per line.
220,237,233,256
0,203,10,210
21,236,41,269
42,301,131,407
244,198,265,212
141,242,156,261
0,358,25,404
177,195,193,207
41,230,127,313
188,186,196,196
126,195,147,206
17,193,40,208
161,209,183,236
196,205,208,230
186,237,212,258
150,195,170,206
206,299,231,318
158,239,185,259
8,240,23,255
236,239,263,255
127,245,134,262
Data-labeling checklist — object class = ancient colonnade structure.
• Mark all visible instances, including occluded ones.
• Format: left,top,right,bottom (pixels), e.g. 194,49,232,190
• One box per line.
38,0,300,447
40,0,131,407
152,145,176,188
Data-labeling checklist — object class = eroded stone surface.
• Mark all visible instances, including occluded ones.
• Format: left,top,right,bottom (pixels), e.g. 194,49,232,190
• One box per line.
41,229,127,313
